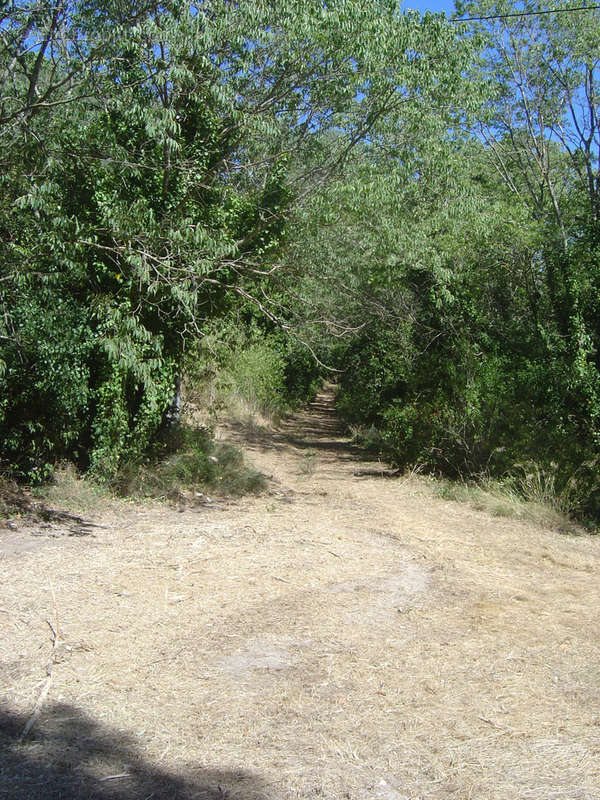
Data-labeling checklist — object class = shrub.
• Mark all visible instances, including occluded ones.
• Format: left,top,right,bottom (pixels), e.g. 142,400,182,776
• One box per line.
231,341,288,417
0,291,92,482
186,316,323,421
112,424,266,500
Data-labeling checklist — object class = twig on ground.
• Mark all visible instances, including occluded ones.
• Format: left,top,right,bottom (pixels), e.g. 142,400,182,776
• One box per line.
303,539,343,558
19,588,61,741
144,647,185,667
478,715,512,732
19,675,53,741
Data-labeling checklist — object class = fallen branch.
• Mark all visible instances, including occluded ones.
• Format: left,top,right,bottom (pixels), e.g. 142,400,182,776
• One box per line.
19,676,53,742
19,593,61,741
478,715,512,733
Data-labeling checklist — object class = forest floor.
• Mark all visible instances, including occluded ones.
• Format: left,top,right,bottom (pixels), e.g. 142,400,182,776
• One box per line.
1,387,600,800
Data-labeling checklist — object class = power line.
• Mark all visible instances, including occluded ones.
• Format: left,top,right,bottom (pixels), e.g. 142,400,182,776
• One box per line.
453,4,600,22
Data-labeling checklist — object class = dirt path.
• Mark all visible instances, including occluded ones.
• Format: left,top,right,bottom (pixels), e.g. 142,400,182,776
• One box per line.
2,388,600,800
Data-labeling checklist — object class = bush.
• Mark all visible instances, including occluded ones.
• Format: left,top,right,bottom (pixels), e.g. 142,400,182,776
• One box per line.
232,341,288,416
0,291,92,482
186,316,322,421
112,423,266,500
0,283,181,485
282,338,322,407
336,325,409,425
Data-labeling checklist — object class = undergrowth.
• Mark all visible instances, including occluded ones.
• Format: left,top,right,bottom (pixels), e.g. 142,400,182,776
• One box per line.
0,475,31,519
34,463,111,515
112,424,266,501
25,424,266,517
348,417,597,533
433,464,596,534
347,423,386,455
185,320,322,427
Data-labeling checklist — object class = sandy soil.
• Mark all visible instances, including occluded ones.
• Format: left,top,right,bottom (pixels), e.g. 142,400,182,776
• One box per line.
1,388,600,800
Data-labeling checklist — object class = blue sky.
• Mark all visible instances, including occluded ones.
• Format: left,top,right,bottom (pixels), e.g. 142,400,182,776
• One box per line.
402,0,457,16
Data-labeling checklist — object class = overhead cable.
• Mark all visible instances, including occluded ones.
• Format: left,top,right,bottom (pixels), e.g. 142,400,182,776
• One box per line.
453,4,600,22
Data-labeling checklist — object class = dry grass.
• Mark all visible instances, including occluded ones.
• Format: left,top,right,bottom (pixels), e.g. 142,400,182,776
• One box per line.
33,463,112,516
2,389,600,800
434,478,582,533
298,448,318,476
0,474,32,519
183,365,284,433
226,392,283,431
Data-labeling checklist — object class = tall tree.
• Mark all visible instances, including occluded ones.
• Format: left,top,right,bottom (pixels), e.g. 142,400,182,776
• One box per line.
0,0,469,478
455,0,600,244
456,0,600,460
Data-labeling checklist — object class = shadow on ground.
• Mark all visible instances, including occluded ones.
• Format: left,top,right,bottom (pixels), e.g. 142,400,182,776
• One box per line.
226,391,364,462
0,703,270,800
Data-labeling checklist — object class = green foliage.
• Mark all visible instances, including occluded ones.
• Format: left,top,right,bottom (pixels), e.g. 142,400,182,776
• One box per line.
282,340,322,408
187,314,322,421
232,342,289,417
230,334,322,415
336,330,409,425
5,0,600,529
295,106,600,519
5,0,439,481
0,290,92,482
